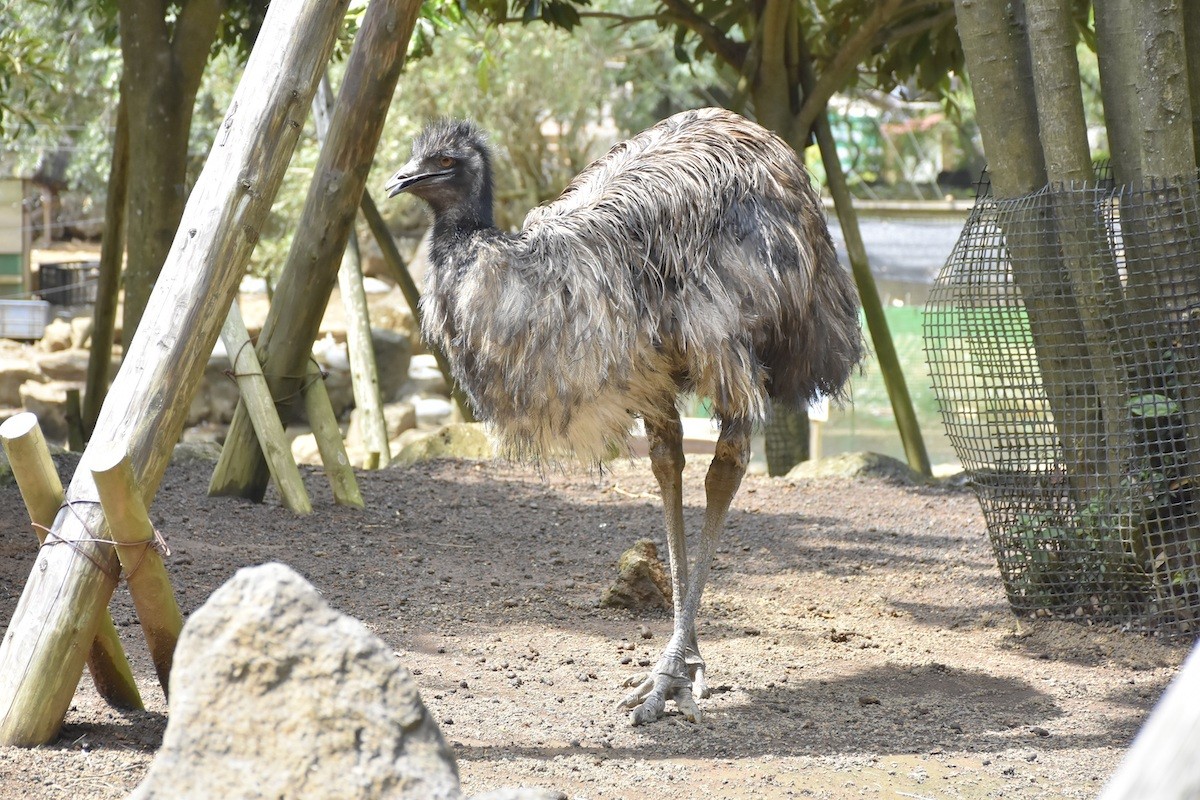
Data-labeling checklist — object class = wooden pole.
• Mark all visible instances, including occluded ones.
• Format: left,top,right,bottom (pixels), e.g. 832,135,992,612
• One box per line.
312,74,390,468
65,388,85,451
89,443,184,698
221,301,313,514
338,230,390,469
209,0,423,502
794,34,932,478
0,413,143,711
303,361,364,508
84,88,129,435
0,0,350,746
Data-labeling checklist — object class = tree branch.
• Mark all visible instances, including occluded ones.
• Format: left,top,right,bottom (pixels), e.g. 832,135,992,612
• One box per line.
884,6,956,42
789,0,906,143
658,0,747,71
171,0,227,98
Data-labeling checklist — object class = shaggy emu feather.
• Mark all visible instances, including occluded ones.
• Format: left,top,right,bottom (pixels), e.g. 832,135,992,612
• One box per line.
387,107,862,725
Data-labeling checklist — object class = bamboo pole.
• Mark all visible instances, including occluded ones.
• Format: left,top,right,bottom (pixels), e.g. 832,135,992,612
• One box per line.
359,191,475,422
221,301,313,514
0,413,143,711
89,443,183,697
303,360,364,508
0,0,350,746
209,0,423,502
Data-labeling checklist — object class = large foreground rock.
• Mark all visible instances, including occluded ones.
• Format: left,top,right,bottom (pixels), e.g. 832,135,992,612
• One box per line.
129,563,557,800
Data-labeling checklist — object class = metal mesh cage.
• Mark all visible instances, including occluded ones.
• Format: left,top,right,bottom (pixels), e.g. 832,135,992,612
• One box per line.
925,174,1200,636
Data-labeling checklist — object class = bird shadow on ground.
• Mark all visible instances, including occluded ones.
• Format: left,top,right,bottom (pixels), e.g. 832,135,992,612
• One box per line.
450,658,1123,765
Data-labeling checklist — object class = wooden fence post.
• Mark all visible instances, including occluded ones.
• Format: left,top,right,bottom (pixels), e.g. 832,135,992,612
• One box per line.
312,74,391,470
0,0,350,745
221,301,313,514
303,361,365,508
89,443,184,697
0,413,143,710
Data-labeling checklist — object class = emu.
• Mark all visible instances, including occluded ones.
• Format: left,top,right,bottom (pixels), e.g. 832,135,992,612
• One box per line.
386,107,862,725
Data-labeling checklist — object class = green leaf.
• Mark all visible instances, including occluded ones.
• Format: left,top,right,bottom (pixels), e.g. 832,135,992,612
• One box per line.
1128,394,1181,417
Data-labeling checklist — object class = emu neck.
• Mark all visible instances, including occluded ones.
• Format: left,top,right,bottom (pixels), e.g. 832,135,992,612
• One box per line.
429,190,498,268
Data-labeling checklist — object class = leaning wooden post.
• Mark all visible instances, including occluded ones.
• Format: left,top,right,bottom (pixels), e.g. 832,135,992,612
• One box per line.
338,231,391,469
89,443,184,697
1100,643,1200,799
0,0,350,746
221,301,313,514
313,75,391,469
0,413,143,711
303,361,365,508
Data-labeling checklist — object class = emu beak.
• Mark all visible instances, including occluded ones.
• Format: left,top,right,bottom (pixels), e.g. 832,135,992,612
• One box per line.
385,161,449,198
384,165,420,198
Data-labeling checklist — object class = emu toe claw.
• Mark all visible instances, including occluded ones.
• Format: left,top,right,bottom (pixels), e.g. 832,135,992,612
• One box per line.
618,671,700,725
617,648,707,725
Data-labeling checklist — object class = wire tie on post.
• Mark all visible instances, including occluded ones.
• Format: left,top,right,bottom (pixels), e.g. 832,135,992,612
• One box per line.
35,499,170,584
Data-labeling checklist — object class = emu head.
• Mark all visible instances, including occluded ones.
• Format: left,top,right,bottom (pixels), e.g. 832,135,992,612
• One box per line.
385,119,494,226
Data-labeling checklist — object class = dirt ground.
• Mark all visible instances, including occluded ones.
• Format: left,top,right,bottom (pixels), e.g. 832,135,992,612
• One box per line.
0,454,1187,799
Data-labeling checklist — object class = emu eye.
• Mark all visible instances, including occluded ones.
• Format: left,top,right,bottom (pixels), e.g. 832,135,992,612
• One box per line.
439,156,455,168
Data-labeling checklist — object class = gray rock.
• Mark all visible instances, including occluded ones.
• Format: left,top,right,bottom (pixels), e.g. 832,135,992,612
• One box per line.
170,440,223,465
785,451,927,484
35,349,92,382
37,318,73,352
69,316,93,349
127,563,463,800
373,327,413,403
406,353,449,396
18,380,73,441
600,539,672,611
0,358,43,407
348,402,417,450
186,354,241,427
394,423,493,466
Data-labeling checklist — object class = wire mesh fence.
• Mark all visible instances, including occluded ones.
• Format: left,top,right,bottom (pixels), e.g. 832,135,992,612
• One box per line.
925,173,1200,637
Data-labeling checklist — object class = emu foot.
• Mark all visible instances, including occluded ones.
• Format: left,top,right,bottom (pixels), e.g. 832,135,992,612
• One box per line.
617,638,709,725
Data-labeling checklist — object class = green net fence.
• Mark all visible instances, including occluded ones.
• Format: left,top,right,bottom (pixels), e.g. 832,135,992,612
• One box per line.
925,173,1200,636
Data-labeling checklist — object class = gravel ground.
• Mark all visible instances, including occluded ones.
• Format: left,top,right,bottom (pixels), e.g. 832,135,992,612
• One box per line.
0,454,1186,799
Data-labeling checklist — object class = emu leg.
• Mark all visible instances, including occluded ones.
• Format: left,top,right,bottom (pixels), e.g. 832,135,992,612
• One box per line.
620,415,751,725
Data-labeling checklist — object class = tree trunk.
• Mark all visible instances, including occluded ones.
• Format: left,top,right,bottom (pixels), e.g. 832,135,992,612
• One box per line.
0,0,349,746
1025,0,1133,497
953,0,1104,483
1184,2,1200,165
117,0,226,349
208,0,423,501
1094,0,1146,183
1121,1,1200,597
85,88,129,435
1135,0,1196,181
